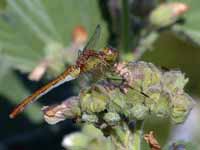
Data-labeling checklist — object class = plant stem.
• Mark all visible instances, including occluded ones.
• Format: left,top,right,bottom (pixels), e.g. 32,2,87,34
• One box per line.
121,0,130,52
133,32,159,60
133,120,144,150
111,120,144,150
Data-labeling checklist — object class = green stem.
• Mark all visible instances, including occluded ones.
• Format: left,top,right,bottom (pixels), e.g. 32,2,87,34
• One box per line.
133,32,159,60
133,120,144,150
111,120,144,150
121,0,130,52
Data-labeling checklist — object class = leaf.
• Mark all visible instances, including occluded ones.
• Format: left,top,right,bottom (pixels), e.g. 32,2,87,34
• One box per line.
169,0,200,46
0,68,43,123
0,0,107,73
0,0,6,10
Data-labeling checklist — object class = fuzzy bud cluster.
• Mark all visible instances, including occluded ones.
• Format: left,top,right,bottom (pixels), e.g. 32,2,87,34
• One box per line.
43,61,194,126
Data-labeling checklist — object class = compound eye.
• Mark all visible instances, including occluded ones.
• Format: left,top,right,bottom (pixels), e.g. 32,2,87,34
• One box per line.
107,46,116,53
108,48,113,55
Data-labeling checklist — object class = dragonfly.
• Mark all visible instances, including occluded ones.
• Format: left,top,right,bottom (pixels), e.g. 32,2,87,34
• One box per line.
9,25,119,118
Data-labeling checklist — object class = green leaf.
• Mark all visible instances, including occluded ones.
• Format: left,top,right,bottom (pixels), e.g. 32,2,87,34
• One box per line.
0,0,107,73
169,0,200,46
0,68,43,123
0,0,6,10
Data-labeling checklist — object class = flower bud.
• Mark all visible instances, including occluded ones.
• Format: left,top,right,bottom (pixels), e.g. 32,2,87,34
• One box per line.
103,112,121,126
151,92,171,117
62,124,113,150
149,2,189,28
82,113,99,123
62,132,90,149
107,88,127,113
72,26,88,45
171,93,194,123
125,61,162,91
128,104,148,120
162,70,188,94
42,96,81,124
80,85,108,113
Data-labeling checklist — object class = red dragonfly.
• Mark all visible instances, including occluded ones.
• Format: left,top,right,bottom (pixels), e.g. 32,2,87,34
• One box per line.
9,25,119,118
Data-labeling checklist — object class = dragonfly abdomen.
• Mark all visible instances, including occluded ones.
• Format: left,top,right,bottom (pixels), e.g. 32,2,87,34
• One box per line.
9,65,79,118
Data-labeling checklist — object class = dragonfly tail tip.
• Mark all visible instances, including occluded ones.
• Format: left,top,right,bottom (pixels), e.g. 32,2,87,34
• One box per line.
9,112,15,119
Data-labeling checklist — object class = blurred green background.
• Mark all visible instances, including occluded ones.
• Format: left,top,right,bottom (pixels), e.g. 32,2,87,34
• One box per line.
0,0,199,149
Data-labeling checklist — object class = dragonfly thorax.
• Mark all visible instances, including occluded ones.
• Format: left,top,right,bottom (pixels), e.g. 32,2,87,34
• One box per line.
101,47,119,64
76,48,118,73
76,49,99,69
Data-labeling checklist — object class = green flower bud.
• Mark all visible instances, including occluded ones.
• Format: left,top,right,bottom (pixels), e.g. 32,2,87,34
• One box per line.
62,124,114,150
171,93,194,123
142,63,162,91
82,124,104,137
149,2,188,28
125,88,146,105
82,124,114,150
80,85,108,113
151,92,171,118
82,113,99,123
128,104,149,120
162,70,188,94
62,132,90,149
103,112,121,126
107,88,127,113
126,61,162,91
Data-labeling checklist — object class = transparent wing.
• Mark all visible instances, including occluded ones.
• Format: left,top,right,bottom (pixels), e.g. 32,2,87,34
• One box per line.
83,24,101,51
106,77,151,99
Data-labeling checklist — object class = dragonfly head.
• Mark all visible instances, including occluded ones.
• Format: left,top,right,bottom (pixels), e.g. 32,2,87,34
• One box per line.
102,47,119,63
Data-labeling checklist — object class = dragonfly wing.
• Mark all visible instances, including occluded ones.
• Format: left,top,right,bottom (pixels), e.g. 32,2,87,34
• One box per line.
83,25,101,51
9,66,80,118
